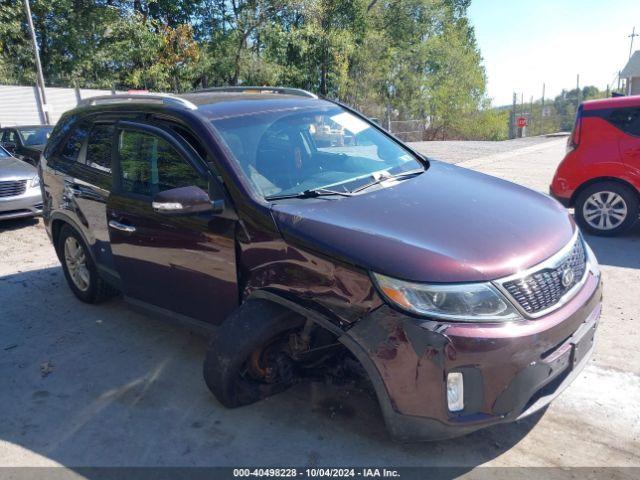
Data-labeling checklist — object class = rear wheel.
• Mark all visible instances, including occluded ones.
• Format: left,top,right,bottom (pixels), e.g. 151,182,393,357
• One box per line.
58,225,118,303
574,181,639,236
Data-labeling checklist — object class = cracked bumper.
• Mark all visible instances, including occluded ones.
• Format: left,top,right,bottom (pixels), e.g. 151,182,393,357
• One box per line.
341,273,602,441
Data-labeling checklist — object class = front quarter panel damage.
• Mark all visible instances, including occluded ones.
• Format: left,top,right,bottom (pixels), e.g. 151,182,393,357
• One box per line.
343,305,451,419
239,218,382,327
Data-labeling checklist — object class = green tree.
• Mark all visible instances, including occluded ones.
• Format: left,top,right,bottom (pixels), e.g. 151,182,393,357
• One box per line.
0,0,494,139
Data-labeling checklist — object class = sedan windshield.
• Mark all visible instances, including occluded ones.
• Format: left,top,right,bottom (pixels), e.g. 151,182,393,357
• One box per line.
18,127,53,146
211,105,423,198
0,147,10,158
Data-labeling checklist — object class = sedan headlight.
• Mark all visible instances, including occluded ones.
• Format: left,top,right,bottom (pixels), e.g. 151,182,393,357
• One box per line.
30,175,40,188
372,273,521,322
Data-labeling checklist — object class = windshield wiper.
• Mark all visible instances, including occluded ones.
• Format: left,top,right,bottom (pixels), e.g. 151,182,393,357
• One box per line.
266,188,354,201
351,169,424,194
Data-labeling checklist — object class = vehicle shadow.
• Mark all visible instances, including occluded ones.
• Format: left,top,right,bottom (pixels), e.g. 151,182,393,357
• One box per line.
582,221,640,270
0,266,542,471
0,217,40,232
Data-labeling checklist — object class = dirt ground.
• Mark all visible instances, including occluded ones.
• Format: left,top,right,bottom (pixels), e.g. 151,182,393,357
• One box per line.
1,137,639,472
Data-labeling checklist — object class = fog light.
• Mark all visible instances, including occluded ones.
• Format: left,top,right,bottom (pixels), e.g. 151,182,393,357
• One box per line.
447,372,464,412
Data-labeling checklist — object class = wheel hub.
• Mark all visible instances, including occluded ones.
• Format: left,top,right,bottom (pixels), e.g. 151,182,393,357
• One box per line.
248,341,294,384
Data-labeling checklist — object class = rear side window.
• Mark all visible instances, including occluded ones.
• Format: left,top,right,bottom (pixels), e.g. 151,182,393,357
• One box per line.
59,121,90,162
608,108,640,136
118,129,207,196
85,125,114,173
44,116,72,158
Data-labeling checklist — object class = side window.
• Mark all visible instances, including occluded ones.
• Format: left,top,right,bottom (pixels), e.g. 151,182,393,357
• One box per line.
44,115,73,158
118,129,207,196
171,125,208,160
4,130,18,143
59,122,90,162
85,125,114,173
608,108,640,136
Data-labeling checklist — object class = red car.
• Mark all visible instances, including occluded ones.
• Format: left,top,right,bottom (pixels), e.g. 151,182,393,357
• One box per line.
551,95,640,236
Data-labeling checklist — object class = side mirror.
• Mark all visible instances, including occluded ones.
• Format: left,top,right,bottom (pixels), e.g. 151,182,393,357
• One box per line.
152,186,224,216
3,142,16,153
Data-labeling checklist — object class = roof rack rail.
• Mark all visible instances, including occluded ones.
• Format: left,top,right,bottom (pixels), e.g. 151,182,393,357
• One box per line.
193,86,318,99
78,93,197,110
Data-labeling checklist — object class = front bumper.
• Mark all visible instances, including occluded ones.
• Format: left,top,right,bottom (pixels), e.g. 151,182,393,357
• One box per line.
341,272,602,441
0,186,43,220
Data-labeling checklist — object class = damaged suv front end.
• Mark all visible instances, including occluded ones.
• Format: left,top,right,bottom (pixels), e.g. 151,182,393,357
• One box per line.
340,233,600,440
211,96,602,441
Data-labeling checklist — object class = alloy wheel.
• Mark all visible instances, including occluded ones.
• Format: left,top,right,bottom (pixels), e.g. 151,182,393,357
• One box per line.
582,191,628,231
64,237,90,292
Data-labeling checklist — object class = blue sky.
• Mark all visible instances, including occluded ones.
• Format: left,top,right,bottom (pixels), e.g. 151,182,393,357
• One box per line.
468,0,640,105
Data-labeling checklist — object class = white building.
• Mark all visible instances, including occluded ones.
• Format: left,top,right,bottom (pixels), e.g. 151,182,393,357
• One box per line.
621,50,640,95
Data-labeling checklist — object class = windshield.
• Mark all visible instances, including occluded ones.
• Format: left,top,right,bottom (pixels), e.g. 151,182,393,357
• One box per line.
211,105,423,198
0,146,10,158
18,127,53,146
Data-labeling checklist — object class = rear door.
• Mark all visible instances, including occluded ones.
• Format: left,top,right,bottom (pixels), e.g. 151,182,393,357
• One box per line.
72,122,117,274
106,121,238,324
46,118,117,275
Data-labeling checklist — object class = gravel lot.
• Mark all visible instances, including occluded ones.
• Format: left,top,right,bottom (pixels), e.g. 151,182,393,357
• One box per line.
1,137,639,472
410,136,559,164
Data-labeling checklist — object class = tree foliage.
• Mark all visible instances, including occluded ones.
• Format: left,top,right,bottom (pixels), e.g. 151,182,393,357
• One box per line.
0,0,491,137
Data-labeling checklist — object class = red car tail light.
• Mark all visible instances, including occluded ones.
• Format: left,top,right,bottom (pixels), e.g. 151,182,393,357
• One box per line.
567,105,583,152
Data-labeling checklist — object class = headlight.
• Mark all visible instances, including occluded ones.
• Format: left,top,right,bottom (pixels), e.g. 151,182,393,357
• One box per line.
372,273,521,322
30,175,40,188
584,240,600,278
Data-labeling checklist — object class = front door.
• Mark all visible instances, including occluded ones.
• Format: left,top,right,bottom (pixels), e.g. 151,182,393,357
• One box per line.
106,122,238,324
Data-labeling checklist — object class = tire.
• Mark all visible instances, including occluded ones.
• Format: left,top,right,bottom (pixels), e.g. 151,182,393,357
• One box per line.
574,181,639,236
203,299,304,408
57,224,118,303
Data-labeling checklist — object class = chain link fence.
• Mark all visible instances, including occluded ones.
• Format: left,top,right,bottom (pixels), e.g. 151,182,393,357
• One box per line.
388,119,430,142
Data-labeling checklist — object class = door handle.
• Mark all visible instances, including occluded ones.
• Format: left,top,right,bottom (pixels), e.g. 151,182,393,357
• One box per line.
108,220,136,233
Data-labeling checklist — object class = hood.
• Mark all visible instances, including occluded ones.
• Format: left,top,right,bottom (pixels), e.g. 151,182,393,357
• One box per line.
0,155,37,180
271,161,575,283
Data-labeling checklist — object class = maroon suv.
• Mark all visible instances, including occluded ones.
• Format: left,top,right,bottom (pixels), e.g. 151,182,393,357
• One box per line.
41,87,602,441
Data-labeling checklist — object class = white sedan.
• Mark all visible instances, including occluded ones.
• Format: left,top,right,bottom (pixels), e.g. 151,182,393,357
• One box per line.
0,146,42,221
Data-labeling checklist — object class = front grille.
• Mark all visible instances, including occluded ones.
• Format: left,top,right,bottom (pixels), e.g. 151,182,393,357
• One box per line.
501,237,587,316
0,180,27,198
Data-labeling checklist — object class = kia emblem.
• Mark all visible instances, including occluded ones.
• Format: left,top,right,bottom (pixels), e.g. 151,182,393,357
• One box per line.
561,267,575,288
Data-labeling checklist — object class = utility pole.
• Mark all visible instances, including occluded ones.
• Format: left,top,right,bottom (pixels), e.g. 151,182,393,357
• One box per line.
529,96,533,137
510,92,517,139
576,74,581,108
520,93,524,138
540,83,546,135
629,26,639,59
23,0,50,125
